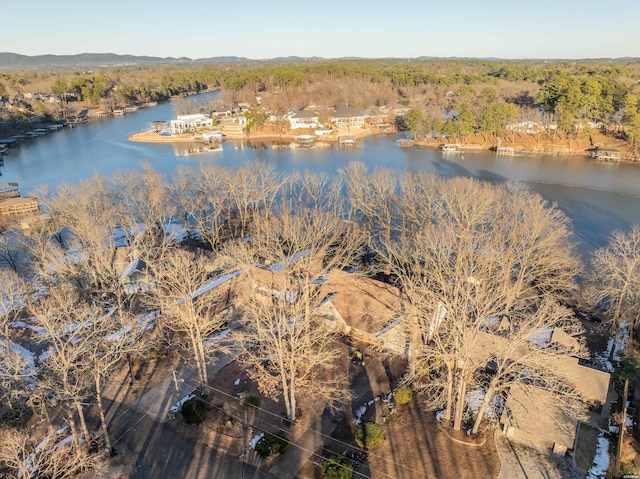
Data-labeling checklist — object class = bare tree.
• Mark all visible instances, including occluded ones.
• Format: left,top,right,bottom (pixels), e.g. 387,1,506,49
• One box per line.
586,225,640,331
29,286,101,445
115,163,176,263
229,202,362,421
172,165,230,250
0,270,33,419
467,300,586,434
82,307,142,455
0,427,105,479
223,162,280,240
147,249,234,390
0,227,25,273
380,175,582,431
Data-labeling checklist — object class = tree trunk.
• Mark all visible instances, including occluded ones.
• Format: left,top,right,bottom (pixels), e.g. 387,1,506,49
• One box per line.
453,377,467,431
616,378,629,474
95,376,113,454
67,409,80,447
75,400,91,441
289,375,297,421
471,385,495,435
443,362,454,422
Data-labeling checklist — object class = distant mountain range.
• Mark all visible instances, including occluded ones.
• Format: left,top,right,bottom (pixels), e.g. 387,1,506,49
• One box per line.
0,52,637,68
0,52,250,68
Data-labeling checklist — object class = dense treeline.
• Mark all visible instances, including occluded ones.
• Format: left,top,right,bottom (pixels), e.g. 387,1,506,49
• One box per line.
2,58,638,105
2,58,640,147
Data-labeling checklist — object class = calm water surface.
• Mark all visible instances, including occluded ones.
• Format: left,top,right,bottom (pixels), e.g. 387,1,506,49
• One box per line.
4,92,640,257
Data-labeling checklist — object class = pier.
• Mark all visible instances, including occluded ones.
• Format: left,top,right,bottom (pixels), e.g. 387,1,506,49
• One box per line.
496,146,515,155
591,147,621,162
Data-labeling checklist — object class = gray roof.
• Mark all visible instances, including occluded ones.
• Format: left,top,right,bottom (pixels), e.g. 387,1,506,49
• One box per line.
292,110,319,119
333,107,363,118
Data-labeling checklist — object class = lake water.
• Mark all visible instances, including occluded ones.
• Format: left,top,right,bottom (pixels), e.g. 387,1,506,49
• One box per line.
3,92,640,257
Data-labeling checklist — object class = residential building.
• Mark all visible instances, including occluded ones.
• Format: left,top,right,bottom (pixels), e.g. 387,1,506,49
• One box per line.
317,270,410,358
288,110,320,130
363,107,390,126
170,114,214,134
506,120,547,135
499,356,610,455
331,107,365,128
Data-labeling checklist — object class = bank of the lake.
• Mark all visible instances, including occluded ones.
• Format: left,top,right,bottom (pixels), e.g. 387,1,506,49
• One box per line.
415,131,637,162
128,124,377,144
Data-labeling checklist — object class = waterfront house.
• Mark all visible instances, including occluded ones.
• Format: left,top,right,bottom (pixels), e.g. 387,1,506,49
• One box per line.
506,120,546,135
170,114,214,134
211,105,233,117
389,103,411,117
363,107,390,126
464,320,610,456
331,107,365,128
288,110,320,130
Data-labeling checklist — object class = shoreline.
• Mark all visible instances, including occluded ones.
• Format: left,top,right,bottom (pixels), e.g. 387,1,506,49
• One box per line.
128,125,378,145
128,122,638,163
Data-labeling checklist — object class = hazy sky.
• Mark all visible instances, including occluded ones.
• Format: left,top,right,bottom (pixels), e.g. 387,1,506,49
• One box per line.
2,0,638,59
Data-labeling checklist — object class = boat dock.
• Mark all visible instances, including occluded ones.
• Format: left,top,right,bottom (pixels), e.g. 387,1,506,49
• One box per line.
440,144,459,152
339,135,356,146
495,146,515,155
396,138,414,148
591,147,621,162
295,135,315,147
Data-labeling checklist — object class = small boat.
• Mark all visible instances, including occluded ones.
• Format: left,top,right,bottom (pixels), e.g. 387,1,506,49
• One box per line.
440,144,458,152
113,110,124,116
396,139,414,148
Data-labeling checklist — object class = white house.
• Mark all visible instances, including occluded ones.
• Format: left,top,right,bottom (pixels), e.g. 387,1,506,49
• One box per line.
288,110,320,130
506,121,547,135
170,114,214,134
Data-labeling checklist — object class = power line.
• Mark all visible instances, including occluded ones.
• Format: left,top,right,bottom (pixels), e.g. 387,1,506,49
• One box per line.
175,380,374,479
179,373,439,479
106,379,372,479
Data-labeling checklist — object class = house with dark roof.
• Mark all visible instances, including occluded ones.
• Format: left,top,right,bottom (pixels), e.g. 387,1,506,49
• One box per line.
331,107,365,128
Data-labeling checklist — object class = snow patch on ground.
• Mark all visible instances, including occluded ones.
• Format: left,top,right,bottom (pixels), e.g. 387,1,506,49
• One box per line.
0,340,37,386
466,389,501,421
594,336,615,372
528,327,553,346
249,433,264,450
267,249,315,273
587,430,610,479
354,405,368,424
234,378,240,386
170,394,195,413
613,322,630,360
435,410,445,422
204,328,231,347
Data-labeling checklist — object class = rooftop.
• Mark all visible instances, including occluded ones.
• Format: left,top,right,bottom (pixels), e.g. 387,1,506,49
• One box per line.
333,106,363,118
